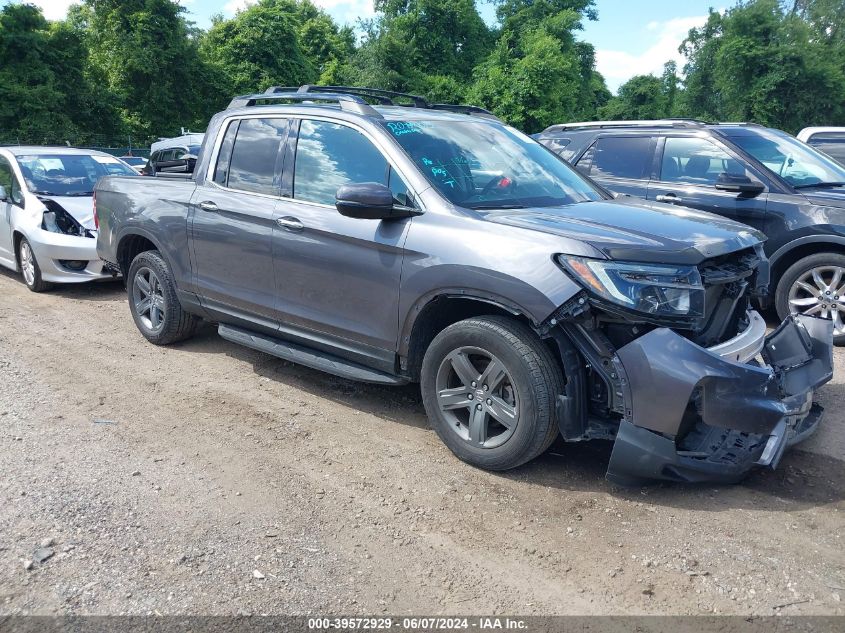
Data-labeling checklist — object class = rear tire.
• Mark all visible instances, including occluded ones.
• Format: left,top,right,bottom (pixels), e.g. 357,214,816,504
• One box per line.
420,316,564,471
127,250,198,345
775,252,845,346
18,237,52,293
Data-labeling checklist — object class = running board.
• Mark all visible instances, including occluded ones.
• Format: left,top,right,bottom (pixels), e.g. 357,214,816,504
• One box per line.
218,324,408,385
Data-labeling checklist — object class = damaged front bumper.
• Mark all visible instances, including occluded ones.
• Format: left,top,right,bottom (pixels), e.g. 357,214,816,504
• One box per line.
605,311,833,486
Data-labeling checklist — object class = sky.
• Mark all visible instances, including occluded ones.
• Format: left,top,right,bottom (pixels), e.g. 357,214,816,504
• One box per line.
15,0,718,94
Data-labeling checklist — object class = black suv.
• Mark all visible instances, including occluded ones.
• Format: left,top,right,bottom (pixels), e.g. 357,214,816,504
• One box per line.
536,120,845,344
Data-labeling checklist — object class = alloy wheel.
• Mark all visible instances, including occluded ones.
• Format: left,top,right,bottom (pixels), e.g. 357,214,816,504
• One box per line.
132,266,166,333
435,346,520,449
19,241,35,286
788,265,845,336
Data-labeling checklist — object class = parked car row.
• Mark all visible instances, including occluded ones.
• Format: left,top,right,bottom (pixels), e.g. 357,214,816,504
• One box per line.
87,86,834,486
0,87,837,486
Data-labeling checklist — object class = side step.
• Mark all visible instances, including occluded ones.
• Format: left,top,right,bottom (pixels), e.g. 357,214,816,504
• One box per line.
218,324,408,385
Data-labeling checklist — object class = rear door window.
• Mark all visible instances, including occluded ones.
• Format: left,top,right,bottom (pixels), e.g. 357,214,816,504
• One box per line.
224,118,289,195
576,136,654,180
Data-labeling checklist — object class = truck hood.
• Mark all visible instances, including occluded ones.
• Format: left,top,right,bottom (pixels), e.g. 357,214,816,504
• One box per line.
38,195,95,230
484,199,764,265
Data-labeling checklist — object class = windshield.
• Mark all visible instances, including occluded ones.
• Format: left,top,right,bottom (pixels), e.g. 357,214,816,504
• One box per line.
728,129,845,188
383,119,603,209
17,153,137,196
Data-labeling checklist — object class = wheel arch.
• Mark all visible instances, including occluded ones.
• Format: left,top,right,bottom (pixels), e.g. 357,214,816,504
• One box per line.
116,230,167,277
401,291,550,382
770,236,845,288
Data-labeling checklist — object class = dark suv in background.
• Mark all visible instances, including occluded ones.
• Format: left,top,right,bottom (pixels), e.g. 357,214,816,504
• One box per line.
536,120,845,344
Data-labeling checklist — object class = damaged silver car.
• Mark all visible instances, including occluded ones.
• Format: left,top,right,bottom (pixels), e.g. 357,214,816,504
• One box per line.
0,147,136,292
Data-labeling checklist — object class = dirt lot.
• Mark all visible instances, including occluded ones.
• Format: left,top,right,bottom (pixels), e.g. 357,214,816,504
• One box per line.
0,268,844,617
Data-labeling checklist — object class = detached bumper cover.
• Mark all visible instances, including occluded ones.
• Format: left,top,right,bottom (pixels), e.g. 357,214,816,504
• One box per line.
606,313,833,485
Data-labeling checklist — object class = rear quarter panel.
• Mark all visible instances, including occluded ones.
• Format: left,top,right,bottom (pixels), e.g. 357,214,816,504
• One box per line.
95,176,197,291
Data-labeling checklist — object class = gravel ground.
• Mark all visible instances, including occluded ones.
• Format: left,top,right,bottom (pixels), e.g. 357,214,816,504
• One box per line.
0,268,843,616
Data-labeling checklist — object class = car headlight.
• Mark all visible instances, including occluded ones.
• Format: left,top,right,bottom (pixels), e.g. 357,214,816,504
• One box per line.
42,207,88,237
557,255,705,319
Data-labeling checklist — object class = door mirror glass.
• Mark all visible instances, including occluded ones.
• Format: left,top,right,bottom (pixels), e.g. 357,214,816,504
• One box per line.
336,183,417,220
0,185,7,201
159,155,196,174
714,172,765,195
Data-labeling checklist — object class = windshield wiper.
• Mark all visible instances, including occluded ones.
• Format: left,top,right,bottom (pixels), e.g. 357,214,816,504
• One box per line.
467,204,527,210
794,182,845,189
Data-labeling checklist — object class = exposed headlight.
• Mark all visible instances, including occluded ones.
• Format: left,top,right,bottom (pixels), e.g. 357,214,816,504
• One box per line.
557,255,705,319
42,208,88,237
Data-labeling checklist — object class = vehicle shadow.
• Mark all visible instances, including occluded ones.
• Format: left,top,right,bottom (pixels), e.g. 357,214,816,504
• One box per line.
174,323,845,512
0,265,124,302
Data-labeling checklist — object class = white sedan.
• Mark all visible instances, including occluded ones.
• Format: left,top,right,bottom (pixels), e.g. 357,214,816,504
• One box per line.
0,147,137,291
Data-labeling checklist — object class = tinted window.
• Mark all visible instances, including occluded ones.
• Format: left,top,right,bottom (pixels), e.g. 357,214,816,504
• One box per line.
294,120,389,206
226,118,288,195
660,137,743,185
578,136,653,180
213,120,239,186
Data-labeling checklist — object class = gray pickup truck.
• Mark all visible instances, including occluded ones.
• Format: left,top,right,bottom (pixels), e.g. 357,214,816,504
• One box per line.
95,86,833,485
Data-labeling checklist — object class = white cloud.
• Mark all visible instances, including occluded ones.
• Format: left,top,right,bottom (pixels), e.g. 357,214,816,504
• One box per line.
596,15,709,93
223,0,373,23
24,0,77,20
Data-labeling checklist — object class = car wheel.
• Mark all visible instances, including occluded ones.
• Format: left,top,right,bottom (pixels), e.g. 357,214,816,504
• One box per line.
127,250,198,345
420,316,564,471
18,237,53,293
775,252,845,346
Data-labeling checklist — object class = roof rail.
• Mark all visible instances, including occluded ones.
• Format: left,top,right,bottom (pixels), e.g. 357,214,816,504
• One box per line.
541,119,710,133
227,87,382,118
227,85,501,121
429,103,499,120
300,85,431,108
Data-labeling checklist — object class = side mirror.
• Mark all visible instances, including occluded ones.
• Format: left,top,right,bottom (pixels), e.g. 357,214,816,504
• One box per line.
0,185,7,202
715,172,764,195
160,155,197,174
335,183,420,220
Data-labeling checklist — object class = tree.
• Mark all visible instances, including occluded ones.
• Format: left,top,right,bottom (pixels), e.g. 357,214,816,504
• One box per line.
79,0,214,139
199,0,312,102
468,1,607,131
680,0,845,132
598,75,667,120
0,3,121,144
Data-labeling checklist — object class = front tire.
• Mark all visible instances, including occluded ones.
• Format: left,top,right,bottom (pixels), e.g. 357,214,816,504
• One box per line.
420,316,564,471
775,252,845,345
18,237,52,293
127,250,198,345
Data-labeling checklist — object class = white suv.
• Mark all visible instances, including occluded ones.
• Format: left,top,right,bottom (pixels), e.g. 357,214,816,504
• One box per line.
0,146,137,291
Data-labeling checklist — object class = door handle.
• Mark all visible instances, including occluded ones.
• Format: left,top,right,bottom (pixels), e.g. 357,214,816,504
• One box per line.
198,201,218,212
655,194,682,204
276,216,304,232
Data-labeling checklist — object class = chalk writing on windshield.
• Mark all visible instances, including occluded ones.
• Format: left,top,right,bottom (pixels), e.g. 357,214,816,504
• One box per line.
386,121,432,137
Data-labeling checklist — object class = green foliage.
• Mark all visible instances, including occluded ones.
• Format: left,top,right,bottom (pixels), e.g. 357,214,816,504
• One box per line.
3,0,844,146
0,3,121,144
680,0,845,132
599,62,679,120
468,1,606,131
